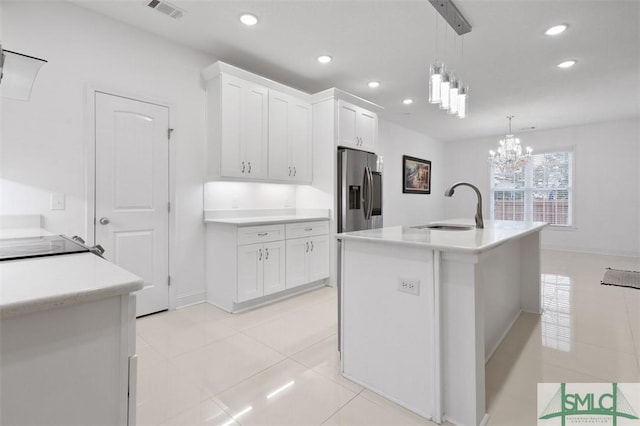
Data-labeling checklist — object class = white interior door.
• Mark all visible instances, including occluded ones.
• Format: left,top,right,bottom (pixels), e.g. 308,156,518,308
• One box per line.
95,92,169,317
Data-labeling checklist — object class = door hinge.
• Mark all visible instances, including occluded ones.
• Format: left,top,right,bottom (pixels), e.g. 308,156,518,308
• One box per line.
167,275,171,286
168,128,174,139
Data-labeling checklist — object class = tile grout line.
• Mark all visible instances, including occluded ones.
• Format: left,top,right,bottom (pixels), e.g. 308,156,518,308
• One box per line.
317,387,361,426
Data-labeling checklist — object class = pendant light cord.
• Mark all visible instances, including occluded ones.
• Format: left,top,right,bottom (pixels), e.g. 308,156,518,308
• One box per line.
435,10,439,63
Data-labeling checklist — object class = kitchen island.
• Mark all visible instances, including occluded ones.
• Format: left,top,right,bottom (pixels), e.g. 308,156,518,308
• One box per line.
0,251,143,425
337,219,547,426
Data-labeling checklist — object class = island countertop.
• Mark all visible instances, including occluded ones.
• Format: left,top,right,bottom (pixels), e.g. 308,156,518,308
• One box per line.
0,252,143,318
336,219,548,254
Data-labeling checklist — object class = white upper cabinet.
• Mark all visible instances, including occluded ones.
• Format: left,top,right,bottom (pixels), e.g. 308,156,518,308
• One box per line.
203,62,313,183
337,99,378,153
268,91,312,183
218,74,268,179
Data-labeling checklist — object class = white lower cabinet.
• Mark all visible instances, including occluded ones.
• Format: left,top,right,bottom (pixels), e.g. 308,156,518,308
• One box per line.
286,235,330,289
0,294,137,425
237,241,285,302
308,235,330,282
206,219,329,312
285,237,308,288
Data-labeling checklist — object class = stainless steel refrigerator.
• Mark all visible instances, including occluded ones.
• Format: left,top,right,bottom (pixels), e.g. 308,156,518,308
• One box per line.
337,147,383,233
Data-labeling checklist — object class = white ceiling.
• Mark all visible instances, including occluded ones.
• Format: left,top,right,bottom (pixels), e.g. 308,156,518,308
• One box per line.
72,0,639,142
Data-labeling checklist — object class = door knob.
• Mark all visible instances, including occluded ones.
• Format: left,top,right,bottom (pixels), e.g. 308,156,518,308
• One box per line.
99,217,110,225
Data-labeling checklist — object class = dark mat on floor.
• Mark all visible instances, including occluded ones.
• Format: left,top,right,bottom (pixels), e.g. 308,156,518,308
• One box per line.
601,267,640,290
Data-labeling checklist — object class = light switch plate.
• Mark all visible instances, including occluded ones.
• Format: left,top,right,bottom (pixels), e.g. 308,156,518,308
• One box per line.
51,193,65,210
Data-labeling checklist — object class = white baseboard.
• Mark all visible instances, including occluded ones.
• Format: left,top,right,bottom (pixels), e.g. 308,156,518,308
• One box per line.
542,244,640,259
174,291,207,309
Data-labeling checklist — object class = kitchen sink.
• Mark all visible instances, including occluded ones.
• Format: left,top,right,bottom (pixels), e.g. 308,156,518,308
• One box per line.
411,224,473,231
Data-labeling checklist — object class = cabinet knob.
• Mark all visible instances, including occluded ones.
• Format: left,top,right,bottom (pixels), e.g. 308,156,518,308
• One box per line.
99,217,110,225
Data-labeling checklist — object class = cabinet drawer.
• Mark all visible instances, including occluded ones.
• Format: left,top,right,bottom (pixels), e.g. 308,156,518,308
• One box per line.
238,224,285,245
286,221,329,239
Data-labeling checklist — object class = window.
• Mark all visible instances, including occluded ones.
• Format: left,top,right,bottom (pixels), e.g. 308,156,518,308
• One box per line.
490,149,573,226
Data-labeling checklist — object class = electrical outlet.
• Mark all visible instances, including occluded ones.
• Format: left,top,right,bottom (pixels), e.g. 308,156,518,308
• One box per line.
398,278,420,296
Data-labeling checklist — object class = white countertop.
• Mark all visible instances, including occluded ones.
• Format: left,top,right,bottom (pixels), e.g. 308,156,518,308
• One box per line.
0,227,54,239
0,252,143,318
336,219,548,254
206,215,330,225
204,208,330,226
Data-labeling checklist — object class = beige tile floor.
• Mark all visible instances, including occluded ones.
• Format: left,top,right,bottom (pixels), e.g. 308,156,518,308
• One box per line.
136,250,640,425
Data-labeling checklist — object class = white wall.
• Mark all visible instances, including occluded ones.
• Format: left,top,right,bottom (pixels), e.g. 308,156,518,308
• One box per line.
444,118,640,257
0,1,214,306
378,120,446,226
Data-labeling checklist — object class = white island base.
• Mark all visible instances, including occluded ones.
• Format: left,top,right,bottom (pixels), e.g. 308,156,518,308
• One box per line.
338,221,546,426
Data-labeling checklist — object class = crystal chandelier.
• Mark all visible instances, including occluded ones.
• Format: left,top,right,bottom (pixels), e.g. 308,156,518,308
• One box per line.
489,116,533,175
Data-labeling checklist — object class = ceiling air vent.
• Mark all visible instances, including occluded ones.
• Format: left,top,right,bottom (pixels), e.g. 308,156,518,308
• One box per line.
147,0,185,19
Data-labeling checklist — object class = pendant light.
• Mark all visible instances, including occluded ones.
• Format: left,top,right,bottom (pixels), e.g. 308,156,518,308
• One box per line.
429,63,442,104
440,68,450,109
457,85,468,118
448,78,459,114
426,0,471,118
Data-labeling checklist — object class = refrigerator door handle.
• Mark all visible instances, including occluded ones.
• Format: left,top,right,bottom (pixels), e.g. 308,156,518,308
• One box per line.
366,166,374,220
362,167,370,220
340,152,348,233
368,167,373,219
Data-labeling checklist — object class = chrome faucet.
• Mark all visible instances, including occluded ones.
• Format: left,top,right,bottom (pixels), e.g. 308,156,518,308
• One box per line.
444,182,484,229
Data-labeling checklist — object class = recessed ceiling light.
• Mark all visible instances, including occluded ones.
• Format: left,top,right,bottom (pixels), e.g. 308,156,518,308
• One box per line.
545,24,568,36
317,55,332,64
368,81,380,88
239,13,258,26
402,98,413,105
557,60,577,69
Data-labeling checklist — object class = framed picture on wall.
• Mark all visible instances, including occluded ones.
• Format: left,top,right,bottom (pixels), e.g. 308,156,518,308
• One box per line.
403,155,431,194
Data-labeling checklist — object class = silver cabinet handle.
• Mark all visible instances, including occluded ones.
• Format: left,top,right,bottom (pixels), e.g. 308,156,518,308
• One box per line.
265,248,269,260
248,162,252,173
257,232,268,237
305,242,309,253
293,166,296,176
305,227,313,231
259,248,262,261
242,161,246,173
310,241,314,251
99,217,110,225
289,166,292,176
